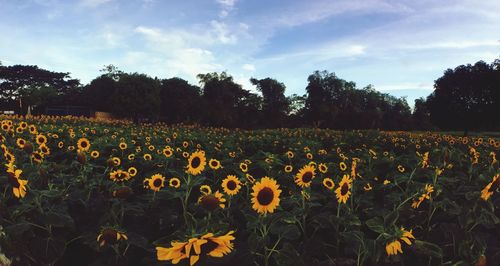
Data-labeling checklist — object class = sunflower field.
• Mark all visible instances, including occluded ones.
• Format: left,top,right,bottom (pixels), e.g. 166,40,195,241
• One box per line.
0,115,498,266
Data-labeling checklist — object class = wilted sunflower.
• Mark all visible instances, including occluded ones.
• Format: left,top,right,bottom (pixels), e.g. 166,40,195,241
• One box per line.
7,168,28,198
208,159,221,170
97,228,128,247
36,134,47,145
322,178,335,190
251,177,281,214
201,230,235,258
77,137,90,151
186,151,206,175
148,174,165,192
480,174,499,201
221,175,241,196
386,227,415,256
198,190,226,211
335,174,352,204
295,164,316,188
109,169,131,182
169,177,181,188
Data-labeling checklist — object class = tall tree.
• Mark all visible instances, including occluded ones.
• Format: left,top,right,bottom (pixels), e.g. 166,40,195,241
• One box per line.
159,77,201,123
250,77,289,127
82,75,117,112
0,64,80,112
426,60,499,132
109,73,161,120
197,72,256,127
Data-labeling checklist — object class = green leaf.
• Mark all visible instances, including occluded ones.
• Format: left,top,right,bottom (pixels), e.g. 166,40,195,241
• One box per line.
384,210,399,227
366,217,385,234
414,240,443,258
43,211,75,229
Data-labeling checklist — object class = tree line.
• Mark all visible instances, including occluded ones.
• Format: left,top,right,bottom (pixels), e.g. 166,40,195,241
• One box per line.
0,58,498,131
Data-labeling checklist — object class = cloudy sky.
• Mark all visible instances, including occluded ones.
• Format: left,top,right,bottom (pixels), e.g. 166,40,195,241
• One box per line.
1,0,499,104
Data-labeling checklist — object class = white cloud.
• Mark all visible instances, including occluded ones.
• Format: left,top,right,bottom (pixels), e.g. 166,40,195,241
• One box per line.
242,63,255,72
216,0,236,18
80,0,112,8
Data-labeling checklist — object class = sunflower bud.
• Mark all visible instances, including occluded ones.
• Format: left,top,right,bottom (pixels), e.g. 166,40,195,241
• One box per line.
199,194,220,211
112,186,133,199
77,152,86,164
106,158,115,167
23,142,33,154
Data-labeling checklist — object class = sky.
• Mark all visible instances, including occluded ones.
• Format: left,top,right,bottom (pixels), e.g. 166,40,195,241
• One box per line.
1,0,499,105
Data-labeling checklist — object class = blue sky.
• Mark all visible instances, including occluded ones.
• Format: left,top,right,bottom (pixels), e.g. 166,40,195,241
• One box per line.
1,0,499,105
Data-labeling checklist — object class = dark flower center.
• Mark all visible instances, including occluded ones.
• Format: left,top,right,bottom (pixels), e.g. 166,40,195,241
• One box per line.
341,183,349,195
101,229,118,244
257,187,274,206
153,178,163,187
81,142,88,147
201,240,219,254
302,172,313,183
191,157,201,168
200,195,219,211
325,180,333,188
227,180,237,190
171,180,179,186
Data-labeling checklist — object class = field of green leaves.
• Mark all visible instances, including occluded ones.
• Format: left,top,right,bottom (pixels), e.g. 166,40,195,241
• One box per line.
0,115,498,266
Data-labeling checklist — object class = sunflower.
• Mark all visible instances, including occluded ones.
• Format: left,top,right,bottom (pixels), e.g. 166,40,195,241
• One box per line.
306,153,313,160
221,175,241,196
251,177,281,214
19,121,28,129
186,151,206,176
245,173,255,184
163,148,173,158
286,151,294,158
128,154,135,160
119,142,127,150
339,162,347,171
284,165,293,173
90,150,99,158
58,141,64,149
39,144,50,155
112,157,121,166
97,228,128,247
295,164,316,188
109,169,131,182
201,230,235,258
28,125,37,134
322,178,335,190
16,138,26,148
36,134,47,145
148,145,155,151
182,141,189,148
198,191,226,211
385,240,403,256
397,165,405,173
318,163,328,173
364,183,373,191
239,162,248,173
7,168,28,198
77,137,91,151
480,174,499,201
128,167,138,177
200,185,212,195
143,153,152,160
156,241,188,264
147,174,165,192
31,151,44,164
335,174,352,204
208,159,221,170
169,177,181,188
